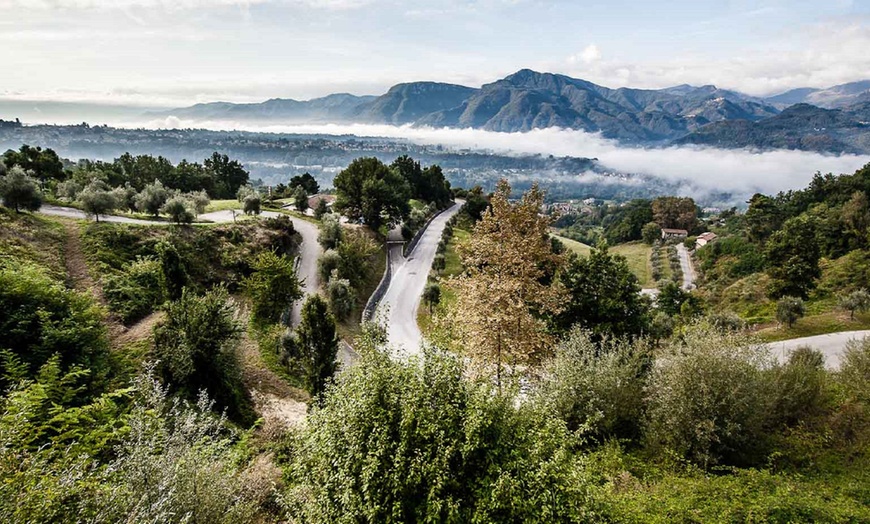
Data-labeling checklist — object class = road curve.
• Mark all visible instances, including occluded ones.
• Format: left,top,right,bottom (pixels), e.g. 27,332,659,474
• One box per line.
377,201,462,354
767,330,870,370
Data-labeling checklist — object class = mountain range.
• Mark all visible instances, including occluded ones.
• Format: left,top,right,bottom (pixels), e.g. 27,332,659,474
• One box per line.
161,70,870,154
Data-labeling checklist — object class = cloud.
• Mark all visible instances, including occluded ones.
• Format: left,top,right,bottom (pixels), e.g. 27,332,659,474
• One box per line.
557,21,870,96
0,0,372,10
130,118,870,201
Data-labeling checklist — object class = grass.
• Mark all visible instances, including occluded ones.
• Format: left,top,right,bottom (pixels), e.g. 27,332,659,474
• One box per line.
0,208,67,279
755,309,870,342
204,199,242,213
443,229,470,278
554,234,654,288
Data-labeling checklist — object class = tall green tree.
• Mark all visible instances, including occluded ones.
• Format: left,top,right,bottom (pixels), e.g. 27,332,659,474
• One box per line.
289,172,319,194
296,295,338,397
205,152,249,199
765,215,821,299
2,145,64,182
333,157,410,230
243,251,302,325
557,246,651,339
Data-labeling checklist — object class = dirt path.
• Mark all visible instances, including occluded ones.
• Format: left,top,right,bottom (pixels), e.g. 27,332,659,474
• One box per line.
61,220,128,343
237,331,309,435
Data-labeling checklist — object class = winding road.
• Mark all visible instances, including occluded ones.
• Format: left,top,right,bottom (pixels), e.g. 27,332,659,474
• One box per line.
377,201,463,354
676,244,696,290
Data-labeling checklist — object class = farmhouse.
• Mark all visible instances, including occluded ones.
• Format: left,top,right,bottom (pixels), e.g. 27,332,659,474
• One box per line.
661,228,688,239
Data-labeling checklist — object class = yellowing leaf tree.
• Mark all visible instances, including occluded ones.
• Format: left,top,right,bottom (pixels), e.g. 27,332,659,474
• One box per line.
447,179,566,388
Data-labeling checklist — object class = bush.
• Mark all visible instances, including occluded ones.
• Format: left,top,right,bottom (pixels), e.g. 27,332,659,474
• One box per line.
296,295,339,397
242,251,302,325
645,324,775,468
160,194,195,224
326,271,355,321
537,329,651,441
282,337,598,522
0,262,108,389
839,288,870,319
153,287,252,424
317,249,341,283
102,256,165,323
317,213,343,249
840,337,870,403
336,229,377,289
770,347,827,427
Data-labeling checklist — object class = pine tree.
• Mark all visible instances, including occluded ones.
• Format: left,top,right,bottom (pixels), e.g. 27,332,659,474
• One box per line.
297,295,338,397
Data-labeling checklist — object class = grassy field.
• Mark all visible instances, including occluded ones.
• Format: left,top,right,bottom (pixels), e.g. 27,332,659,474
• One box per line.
204,199,242,212
554,235,654,288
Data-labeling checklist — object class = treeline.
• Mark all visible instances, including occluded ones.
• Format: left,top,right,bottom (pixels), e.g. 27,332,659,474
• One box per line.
2,145,250,198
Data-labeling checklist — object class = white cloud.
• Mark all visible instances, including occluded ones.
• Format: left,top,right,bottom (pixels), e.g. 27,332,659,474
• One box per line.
557,22,870,96
126,119,870,200
0,0,373,10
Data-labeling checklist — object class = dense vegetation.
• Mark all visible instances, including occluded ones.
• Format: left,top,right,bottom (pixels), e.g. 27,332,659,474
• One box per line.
1,152,869,522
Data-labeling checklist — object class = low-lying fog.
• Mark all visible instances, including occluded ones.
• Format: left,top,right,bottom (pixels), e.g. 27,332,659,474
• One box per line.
135,117,870,201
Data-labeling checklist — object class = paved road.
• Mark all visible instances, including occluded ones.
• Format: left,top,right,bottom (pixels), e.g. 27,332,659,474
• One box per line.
39,204,164,224
676,244,696,290
767,330,870,369
377,201,462,354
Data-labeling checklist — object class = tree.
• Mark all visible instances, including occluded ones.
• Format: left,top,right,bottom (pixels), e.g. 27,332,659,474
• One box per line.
296,295,339,397
313,198,329,219
153,287,252,424
333,157,410,230
335,229,378,289
2,144,64,182
326,271,355,321
652,196,699,232
238,185,261,215
422,282,441,314
765,215,821,299
603,199,653,244
292,185,309,212
317,213,343,249
187,189,210,216
0,166,43,212
243,251,302,325
135,180,169,217
289,172,319,195
841,190,870,248
557,245,651,339
776,296,805,328
160,195,195,224
391,155,451,207
745,193,783,244
448,180,566,388
56,179,83,201
641,221,662,245
156,240,188,301
205,152,249,199
77,180,119,222
656,280,700,317
840,288,870,320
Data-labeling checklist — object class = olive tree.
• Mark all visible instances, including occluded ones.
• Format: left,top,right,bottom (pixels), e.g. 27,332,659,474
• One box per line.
0,166,42,213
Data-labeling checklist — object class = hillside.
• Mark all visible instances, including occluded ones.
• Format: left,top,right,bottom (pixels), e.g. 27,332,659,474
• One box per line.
676,102,870,153
766,80,870,109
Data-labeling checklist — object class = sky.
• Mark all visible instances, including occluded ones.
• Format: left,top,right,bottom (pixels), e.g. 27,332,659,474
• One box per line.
1,0,869,107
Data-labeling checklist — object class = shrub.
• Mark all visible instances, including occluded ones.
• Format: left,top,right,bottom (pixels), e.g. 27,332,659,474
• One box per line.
317,213,343,249
326,271,355,321
840,337,870,403
317,249,341,283
336,229,377,289
538,328,651,441
839,288,870,319
160,195,195,224
102,256,165,323
153,287,252,424
0,262,108,389
243,251,302,325
156,240,188,301
645,324,775,468
770,347,827,427
282,339,598,522
135,180,169,217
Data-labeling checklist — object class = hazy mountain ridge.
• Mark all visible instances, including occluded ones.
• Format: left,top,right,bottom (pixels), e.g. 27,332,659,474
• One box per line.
765,81,870,109
161,69,781,142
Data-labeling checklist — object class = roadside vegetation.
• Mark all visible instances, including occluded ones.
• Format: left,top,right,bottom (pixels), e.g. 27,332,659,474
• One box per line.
1,147,870,522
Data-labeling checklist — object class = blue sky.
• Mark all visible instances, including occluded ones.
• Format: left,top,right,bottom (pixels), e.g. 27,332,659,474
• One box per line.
1,0,868,106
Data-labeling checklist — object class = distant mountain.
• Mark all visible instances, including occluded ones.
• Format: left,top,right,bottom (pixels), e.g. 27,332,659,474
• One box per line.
675,103,870,154
162,69,780,143
156,93,376,122
766,81,870,109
